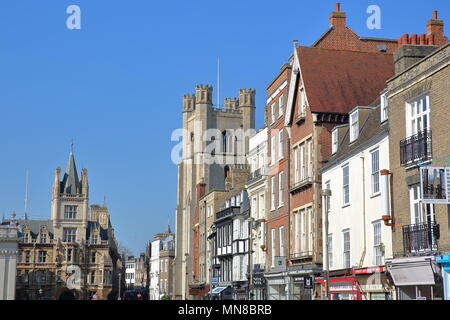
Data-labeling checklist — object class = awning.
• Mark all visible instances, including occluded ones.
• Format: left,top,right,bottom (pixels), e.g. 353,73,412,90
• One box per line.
210,286,228,295
386,256,437,286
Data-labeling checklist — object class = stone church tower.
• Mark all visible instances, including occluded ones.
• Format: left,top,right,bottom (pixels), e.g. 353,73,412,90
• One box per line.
173,84,255,299
51,151,89,241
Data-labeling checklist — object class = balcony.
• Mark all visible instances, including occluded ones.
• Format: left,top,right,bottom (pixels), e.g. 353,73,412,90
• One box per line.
290,177,313,193
400,130,432,167
247,168,267,185
403,222,439,255
290,251,313,262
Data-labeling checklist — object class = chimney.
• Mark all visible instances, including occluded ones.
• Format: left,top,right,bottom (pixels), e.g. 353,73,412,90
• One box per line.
330,2,346,28
426,10,448,46
393,45,439,74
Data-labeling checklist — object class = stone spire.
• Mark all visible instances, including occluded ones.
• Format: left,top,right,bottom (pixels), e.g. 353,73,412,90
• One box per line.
60,152,80,195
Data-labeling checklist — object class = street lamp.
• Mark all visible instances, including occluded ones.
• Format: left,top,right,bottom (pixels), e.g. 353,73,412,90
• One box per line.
321,189,332,301
247,217,255,300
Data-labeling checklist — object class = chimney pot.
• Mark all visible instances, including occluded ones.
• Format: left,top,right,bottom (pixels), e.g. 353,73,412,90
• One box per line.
335,3,340,12
432,10,438,20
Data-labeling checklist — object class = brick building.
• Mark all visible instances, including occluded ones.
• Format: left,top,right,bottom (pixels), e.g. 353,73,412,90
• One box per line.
264,63,292,300
385,14,449,299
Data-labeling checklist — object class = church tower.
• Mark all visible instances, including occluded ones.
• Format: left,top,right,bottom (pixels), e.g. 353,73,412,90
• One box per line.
51,151,89,241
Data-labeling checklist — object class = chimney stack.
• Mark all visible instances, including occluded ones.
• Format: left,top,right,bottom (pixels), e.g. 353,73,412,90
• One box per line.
426,10,448,46
330,2,346,28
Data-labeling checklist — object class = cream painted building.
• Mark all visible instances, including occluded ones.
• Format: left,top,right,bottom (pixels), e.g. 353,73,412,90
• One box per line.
321,103,394,300
246,128,268,300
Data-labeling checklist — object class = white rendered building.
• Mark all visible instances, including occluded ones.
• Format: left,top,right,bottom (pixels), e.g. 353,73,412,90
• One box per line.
321,103,393,300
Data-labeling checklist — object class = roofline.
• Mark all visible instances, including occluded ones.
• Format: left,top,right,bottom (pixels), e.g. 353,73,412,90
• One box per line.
321,127,389,173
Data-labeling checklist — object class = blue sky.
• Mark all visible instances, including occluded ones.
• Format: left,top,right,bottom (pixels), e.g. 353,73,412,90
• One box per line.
0,0,448,254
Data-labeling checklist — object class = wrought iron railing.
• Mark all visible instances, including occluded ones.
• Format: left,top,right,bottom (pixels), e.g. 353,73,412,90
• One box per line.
403,222,439,254
400,130,432,166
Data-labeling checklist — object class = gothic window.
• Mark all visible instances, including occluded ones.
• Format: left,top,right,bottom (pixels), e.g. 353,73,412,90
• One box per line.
64,205,78,219
63,228,77,242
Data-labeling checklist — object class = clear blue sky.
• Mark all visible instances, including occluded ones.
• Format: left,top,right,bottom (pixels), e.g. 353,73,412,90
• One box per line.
0,0,448,254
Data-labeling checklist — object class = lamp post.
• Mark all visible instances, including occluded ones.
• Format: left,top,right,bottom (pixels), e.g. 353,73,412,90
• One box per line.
118,272,122,300
321,188,332,300
247,217,254,300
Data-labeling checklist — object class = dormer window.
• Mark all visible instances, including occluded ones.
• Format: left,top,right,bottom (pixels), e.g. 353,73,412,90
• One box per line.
23,232,29,243
332,129,338,154
381,91,389,122
40,233,47,244
350,111,359,142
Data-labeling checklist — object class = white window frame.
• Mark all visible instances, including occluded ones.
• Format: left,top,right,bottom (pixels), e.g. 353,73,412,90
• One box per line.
371,149,380,195
278,171,285,207
343,229,351,269
350,111,359,142
300,143,306,181
294,147,299,184
278,94,284,117
271,135,276,165
373,221,382,266
301,209,306,253
307,139,313,178
406,94,430,137
271,103,276,124
278,130,284,160
381,91,389,122
307,207,313,253
299,87,306,116
271,176,276,211
332,129,338,154
342,164,350,205
279,226,285,257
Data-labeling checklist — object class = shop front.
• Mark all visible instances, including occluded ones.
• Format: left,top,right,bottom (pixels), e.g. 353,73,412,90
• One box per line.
386,256,443,300
265,273,287,300
352,266,393,300
436,253,450,300
315,269,362,300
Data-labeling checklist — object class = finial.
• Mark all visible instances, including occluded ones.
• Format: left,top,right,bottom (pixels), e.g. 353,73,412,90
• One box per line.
103,196,107,208
70,139,74,154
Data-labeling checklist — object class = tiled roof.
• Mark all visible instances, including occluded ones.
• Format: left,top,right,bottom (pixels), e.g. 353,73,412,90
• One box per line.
297,46,394,114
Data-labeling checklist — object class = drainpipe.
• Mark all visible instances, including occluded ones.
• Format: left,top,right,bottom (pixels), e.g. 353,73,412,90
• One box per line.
358,153,366,268
380,170,395,230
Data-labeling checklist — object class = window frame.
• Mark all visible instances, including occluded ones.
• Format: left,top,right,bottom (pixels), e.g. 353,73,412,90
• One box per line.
349,111,359,142
342,164,350,206
371,149,380,195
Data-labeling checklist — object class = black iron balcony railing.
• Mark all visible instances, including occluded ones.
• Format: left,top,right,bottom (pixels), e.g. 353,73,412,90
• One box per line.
403,222,439,254
400,129,432,166
247,168,263,184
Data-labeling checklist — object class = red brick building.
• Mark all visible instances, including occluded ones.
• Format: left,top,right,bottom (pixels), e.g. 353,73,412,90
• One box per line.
264,63,292,299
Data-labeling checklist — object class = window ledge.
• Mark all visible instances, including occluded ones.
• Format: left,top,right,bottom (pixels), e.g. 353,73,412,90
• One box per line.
342,203,350,209
370,192,381,199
